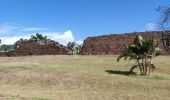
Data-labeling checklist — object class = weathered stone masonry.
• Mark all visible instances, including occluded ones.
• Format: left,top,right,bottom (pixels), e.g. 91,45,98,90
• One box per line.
0,40,69,57
81,31,170,55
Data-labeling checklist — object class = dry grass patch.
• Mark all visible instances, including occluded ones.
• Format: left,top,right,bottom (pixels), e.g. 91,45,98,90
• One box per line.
0,55,169,100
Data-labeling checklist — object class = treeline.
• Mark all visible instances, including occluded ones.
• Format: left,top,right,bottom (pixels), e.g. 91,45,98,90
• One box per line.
0,45,14,52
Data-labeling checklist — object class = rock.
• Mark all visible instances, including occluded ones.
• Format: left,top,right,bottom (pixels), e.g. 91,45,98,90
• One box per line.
81,31,170,55
1,40,69,57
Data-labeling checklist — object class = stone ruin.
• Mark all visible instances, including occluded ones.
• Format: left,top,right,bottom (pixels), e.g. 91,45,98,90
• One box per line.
0,40,69,57
81,31,170,55
0,31,170,57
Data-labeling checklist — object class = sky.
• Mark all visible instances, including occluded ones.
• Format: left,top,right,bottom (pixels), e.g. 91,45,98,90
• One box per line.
0,0,170,45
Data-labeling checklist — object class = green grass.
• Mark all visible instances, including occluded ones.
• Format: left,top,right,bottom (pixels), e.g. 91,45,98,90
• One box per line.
0,55,169,100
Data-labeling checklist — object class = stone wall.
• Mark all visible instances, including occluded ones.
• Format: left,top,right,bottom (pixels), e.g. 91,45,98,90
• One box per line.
1,40,69,57
81,31,170,55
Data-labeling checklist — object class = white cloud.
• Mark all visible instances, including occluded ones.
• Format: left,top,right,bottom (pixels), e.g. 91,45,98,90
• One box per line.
23,27,47,31
41,30,83,45
0,23,82,45
41,30,75,45
1,35,30,45
76,40,83,44
146,22,157,31
0,30,78,45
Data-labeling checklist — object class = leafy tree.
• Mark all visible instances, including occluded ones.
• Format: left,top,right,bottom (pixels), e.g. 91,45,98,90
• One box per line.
117,36,161,76
75,44,83,54
0,39,13,52
67,42,76,55
67,42,83,55
30,33,47,41
14,33,48,49
0,45,13,52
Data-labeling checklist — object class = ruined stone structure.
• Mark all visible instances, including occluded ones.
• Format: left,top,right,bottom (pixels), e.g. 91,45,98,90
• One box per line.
82,31,170,55
0,52,6,57
1,40,69,57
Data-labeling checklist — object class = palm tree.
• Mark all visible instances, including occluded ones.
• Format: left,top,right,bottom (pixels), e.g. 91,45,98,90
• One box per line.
142,37,161,75
117,35,161,76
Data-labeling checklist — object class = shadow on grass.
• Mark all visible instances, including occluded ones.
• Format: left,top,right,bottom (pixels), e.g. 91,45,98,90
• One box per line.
105,70,136,76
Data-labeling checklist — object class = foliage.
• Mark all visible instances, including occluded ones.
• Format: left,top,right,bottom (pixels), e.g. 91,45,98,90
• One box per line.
14,33,49,49
117,35,162,76
67,42,83,55
75,44,83,54
30,33,48,41
0,38,13,51
67,42,76,55
0,45,13,52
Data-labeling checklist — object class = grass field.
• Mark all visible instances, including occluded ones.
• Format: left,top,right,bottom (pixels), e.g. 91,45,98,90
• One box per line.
0,55,169,100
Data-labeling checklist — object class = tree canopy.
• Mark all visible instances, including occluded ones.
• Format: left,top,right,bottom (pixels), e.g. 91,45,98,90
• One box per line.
67,42,82,55
30,33,48,41
14,33,49,49
0,45,13,52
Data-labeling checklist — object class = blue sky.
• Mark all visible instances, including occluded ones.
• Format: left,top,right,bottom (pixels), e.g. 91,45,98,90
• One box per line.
0,0,170,45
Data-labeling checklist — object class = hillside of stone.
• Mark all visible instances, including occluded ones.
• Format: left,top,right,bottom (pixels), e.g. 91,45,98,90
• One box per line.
1,40,69,57
81,31,170,55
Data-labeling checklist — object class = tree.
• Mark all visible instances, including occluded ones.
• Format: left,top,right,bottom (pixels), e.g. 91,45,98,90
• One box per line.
30,33,47,41
156,6,170,30
67,42,83,55
14,33,49,49
0,45,13,52
67,42,76,55
78,44,83,54
156,6,170,46
117,36,161,76
75,44,83,54
14,38,25,49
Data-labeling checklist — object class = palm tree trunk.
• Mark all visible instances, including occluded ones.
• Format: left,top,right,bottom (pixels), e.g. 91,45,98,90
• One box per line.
137,60,143,75
144,58,147,76
141,58,145,75
148,58,153,76
129,64,137,73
